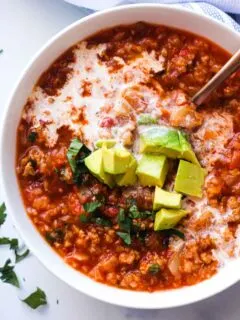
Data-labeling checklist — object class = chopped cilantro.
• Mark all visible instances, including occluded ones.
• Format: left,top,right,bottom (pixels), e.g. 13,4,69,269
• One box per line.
116,232,131,245
67,139,91,184
0,49,3,54
148,263,161,275
0,203,7,226
79,213,89,223
0,259,19,287
67,138,83,172
83,201,102,213
95,217,112,227
22,287,47,309
117,209,131,233
0,237,18,249
117,209,132,245
128,205,139,219
28,132,37,143
164,229,185,240
15,248,30,263
138,114,158,125
128,205,154,220
45,229,65,244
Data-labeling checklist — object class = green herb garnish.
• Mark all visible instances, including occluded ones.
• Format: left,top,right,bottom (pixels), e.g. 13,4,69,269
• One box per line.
117,209,132,245
148,263,161,275
138,114,158,125
28,132,37,143
83,201,102,213
67,138,83,172
0,237,18,249
79,213,89,223
0,259,19,287
15,249,30,263
95,217,112,227
0,203,7,226
116,232,131,245
45,229,65,244
164,228,185,240
67,139,91,184
0,49,3,54
128,205,154,220
22,287,47,309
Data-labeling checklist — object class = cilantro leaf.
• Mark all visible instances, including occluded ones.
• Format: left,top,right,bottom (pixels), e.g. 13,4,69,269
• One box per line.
0,237,18,249
0,203,7,226
15,248,30,263
164,229,185,240
67,138,83,172
28,132,37,143
117,209,131,233
128,205,140,219
22,287,47,309
117,209,132,245
116,232,131,245
45,229,65,244
83,201,102,213
0,259,19,287
79,213,89,223
128,205,154,220
148,263,161,275
95,217,112,227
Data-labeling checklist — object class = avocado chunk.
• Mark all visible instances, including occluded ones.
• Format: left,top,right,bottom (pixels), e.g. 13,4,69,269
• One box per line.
140,127,180,158
178,131,200,166
95,139,116,148
84,149,114,187
138,114,158,125
103,147,131,174
154,208,188,230
174,160,205,198
136,154,168,187
115,157,137,186
153,187,182,210
139,127,200,165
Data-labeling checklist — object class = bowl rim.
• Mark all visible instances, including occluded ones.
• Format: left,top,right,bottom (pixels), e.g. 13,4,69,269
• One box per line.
1,3,240,309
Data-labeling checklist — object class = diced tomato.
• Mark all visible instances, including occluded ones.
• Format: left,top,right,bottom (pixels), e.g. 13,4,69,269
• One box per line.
102,206,119,218
99,117,115,128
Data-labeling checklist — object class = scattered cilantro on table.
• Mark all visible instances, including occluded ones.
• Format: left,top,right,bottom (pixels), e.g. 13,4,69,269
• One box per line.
0,259,19,287
0,203,7,226
22,287,47,309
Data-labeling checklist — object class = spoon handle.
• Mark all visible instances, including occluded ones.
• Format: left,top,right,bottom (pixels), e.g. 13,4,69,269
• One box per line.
192,48,240,106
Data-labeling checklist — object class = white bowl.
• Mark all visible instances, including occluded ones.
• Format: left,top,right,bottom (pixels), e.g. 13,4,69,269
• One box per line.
1,4,240,309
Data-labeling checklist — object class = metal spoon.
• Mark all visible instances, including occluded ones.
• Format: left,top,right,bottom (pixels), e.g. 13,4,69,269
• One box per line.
192,48,240,106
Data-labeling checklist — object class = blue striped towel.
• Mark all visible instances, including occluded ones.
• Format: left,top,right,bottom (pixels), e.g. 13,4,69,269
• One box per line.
65,0,240,32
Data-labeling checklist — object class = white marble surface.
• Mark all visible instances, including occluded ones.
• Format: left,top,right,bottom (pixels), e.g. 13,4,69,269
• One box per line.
0,0,240,319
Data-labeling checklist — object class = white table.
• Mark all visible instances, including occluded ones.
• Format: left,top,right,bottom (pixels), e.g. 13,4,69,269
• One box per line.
0,1,240,319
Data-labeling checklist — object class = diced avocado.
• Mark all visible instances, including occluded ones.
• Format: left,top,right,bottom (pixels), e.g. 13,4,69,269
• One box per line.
154,208,188,231
153,187,182,210
138,114,158,125
115,157,137,186
174,160,205,198
103,147,131,174
178,131,200,166
140,127,180,158
84,149,114,187
139,127,200,165
136,154,168,187
95,139,116,148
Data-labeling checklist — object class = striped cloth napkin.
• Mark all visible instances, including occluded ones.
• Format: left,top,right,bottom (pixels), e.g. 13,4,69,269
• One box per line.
65,0,240,32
